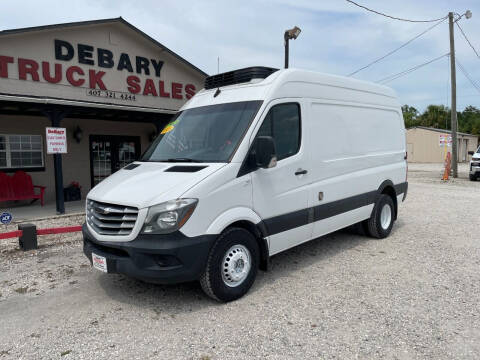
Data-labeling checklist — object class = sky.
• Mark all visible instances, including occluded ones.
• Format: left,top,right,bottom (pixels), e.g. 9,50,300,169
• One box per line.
1,0,480,112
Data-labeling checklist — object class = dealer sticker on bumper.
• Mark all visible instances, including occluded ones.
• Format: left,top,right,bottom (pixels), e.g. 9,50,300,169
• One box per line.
92,253,108,273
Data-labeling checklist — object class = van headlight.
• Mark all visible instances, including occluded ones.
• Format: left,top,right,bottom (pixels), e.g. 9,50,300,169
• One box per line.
142,199,198,234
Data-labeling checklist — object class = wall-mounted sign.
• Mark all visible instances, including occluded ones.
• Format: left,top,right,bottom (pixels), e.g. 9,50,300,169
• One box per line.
439,134,452,147
0,39,196,101
46,127,67,154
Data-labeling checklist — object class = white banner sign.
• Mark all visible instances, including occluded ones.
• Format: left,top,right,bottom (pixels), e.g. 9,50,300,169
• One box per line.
439,134,452,147
46,127,67,154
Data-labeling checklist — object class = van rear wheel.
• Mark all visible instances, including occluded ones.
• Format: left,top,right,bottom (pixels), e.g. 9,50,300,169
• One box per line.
200,227,259,302
364,194,395,239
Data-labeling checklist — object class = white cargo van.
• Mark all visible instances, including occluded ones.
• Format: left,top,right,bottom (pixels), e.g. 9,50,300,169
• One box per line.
83,67,408,302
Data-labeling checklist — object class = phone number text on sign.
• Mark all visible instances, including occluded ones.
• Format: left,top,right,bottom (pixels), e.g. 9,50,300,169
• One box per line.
87,89,136,101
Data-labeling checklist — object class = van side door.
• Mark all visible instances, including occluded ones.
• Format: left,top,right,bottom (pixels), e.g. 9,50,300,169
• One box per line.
250,100,312,255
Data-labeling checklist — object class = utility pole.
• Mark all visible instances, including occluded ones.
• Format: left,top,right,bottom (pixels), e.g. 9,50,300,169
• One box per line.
449,12,458,178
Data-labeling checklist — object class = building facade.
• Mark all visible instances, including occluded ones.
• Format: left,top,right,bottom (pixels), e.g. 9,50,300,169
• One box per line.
406,126,478,163
0,18,207,212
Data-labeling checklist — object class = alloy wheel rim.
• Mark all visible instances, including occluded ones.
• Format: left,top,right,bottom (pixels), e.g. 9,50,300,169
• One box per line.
221,244,251,287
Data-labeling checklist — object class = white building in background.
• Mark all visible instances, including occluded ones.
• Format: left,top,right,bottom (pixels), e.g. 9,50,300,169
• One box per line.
406,126,478,163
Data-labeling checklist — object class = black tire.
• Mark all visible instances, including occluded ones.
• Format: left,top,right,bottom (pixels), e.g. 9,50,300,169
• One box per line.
470,174,476,181
363,194,395,239
200,227,259,302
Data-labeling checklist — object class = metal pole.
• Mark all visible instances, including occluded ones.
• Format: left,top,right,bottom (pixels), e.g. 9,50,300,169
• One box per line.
44,108,66,214
284,33,289,69
449,12,458,177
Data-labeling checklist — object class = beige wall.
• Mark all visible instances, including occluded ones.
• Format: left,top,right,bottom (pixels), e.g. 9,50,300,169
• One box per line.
406,128,478,163
0,114,156,202
0,22,205,110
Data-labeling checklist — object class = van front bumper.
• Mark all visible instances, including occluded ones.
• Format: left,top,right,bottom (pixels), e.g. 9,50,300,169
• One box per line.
82,224,216,284
470,164,480,176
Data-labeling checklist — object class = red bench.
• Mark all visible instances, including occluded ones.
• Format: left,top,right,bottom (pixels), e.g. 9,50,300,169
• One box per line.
0,171,46,206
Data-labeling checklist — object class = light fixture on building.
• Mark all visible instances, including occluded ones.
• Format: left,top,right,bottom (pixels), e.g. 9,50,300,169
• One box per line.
73,126,83,143
284,26,301,69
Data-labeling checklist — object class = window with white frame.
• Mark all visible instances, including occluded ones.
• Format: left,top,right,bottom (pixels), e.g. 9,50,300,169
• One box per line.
0,134,44,170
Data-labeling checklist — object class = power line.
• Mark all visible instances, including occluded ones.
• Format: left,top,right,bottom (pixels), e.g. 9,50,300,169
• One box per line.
377,53,449,84
347,17,447,76
345,0,448,23
376,53,449,84
455,22,480,59
456,58,480,94
456,59,480,91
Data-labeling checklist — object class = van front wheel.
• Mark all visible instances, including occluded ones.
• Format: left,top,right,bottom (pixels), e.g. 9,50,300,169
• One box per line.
364,194,395,239
200,227,259,302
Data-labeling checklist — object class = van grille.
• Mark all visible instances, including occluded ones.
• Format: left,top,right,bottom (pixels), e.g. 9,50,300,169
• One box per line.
87,200,138,236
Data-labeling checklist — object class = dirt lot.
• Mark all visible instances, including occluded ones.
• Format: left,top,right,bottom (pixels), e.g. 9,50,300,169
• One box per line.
0,163,479,359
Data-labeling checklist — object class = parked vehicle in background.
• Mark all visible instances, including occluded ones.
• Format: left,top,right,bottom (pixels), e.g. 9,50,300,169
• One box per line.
83,67,408,302
469,145,480,181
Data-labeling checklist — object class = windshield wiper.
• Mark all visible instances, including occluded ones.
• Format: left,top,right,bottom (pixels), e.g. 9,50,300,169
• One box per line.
166,158,203,163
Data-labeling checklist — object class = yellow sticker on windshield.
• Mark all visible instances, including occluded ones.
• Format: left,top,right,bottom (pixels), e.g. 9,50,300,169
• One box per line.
161,125,174,134
160,119,178,134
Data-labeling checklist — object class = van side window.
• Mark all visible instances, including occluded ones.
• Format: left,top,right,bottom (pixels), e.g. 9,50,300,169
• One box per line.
257,103,301,161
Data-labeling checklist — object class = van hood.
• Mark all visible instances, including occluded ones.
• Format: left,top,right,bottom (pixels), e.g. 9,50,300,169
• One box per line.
87,162,226,209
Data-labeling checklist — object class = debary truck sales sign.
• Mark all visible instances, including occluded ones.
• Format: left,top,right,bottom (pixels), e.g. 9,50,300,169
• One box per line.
0,40,196,100
0,22,204,111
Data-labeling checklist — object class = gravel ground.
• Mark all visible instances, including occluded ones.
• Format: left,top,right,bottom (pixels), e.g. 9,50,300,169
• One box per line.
0,163,479,359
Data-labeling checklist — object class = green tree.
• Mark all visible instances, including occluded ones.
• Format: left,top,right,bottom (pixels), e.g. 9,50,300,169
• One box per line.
402,103,480,135
419,105,450,130
401,105,419,128
458,106,480,135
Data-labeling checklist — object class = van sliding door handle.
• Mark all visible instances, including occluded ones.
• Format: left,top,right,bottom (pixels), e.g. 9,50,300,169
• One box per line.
295,169,308,175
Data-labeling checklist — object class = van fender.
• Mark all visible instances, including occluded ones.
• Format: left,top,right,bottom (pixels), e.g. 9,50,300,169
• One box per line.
206,207,264,235
206,207,270,271
377,179,395,195
374,179,398,219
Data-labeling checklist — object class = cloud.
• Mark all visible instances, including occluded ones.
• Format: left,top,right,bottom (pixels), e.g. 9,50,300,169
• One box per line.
1,0,479,111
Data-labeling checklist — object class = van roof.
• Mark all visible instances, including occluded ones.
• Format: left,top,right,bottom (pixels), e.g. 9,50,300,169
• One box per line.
183,68,399,110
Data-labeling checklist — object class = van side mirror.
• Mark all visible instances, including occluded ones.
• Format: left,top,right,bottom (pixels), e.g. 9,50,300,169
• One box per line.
254,136,277,169
468,151,474,156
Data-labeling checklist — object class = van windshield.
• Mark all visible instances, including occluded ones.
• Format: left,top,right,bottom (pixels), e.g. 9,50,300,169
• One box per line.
141,101,262,163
